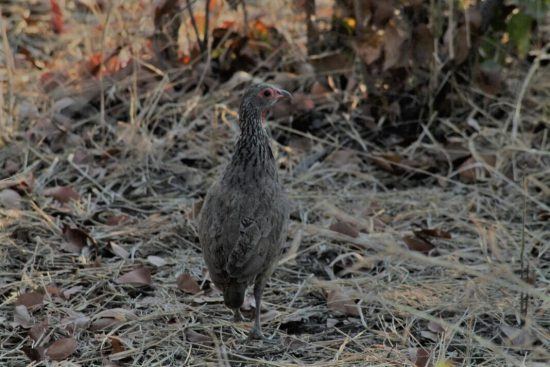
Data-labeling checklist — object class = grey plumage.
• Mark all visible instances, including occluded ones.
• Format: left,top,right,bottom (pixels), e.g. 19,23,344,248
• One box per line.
198,83,291,339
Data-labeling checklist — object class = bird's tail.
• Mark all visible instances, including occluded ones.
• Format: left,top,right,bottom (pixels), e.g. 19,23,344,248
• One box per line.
222,281,247,309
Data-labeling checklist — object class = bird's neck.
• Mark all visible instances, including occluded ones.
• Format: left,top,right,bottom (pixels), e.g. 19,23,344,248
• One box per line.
223,108,277,185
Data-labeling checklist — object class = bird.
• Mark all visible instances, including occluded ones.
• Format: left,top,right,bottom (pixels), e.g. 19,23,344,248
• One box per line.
198,83,291,340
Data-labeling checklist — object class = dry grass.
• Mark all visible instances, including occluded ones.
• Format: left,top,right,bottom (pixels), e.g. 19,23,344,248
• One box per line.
1,1,549,366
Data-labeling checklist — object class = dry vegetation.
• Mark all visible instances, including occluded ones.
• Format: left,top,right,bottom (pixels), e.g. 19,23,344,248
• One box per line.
0,0,549,366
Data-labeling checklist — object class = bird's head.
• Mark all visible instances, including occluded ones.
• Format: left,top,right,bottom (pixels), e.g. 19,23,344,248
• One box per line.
239,83,292,114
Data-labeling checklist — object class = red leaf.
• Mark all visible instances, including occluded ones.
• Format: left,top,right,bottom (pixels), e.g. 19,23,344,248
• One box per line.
50,0,64,34
403,235,434,255
46,337,77,361
105,214,130,226
177,273,201,294
62,226,90,253
116,267,152,286
16,291,44,310
29,321,49,342
326,288,359,316
413,228,452,239
44,186,80,203
329,221,359,238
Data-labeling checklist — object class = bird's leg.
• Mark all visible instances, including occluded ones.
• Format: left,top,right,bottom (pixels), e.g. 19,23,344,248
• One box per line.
232,308,244,322
249,280,265,340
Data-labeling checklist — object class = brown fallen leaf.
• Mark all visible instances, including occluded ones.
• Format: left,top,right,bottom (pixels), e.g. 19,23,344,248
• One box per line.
329,221,359,238
105,214,130,226
62,286,83,299
383,22,409,70
414,228,452,240
61,226,91,253
410,348,431,367
326,288,360,316
29,321,49,342
427,320,445,333
44,186,80,203
403,235,435,255
0,189,22,209
185,328,213,345
458,155,496,183
22,346,46,362
108,336,126,354
177,273,201,294
116,267,152,286
46,337,77,361
501,324,535,347
16,291,44,311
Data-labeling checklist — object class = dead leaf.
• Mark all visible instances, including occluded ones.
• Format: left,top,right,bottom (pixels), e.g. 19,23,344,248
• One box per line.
410,348,431,367
110,242,129,259
14,305,33,328
16,291,44,310
329,221,359,238
185,328,213,345
50,0,64,34
177,273,201,294
427,320,445,333
403,235,435,255
414,228,452,239
0,189,22,209
355,32,384,65
383,22,408,70
458,155,496,183
22,346,46,361
44,186,80,203
62,286,83,299
108,336,126,354
61,226,90,253
90,317,121,331
501,324,535,347
371,153,402,173
326,288,359,316
105,215,130,226
46,337,77,361
60,313,90,332
147,255,167,267
475,61,502,95
29,321,49,342
116,267,152,286
44,284,63,298
326,149,362,170
413,24,434,65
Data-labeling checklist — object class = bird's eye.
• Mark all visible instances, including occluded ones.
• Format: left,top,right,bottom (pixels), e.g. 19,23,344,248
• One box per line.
263,89,272,97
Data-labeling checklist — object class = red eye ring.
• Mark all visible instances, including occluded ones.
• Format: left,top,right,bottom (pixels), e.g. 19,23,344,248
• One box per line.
263,89,272,97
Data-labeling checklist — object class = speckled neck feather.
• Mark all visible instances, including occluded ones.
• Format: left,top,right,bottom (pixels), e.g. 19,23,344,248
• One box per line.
223,101,276,186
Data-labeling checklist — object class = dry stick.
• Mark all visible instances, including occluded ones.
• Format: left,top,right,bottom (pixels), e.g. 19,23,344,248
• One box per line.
511,43,549,140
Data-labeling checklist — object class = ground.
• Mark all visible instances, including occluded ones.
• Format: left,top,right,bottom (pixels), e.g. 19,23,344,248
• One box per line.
0,1,549,366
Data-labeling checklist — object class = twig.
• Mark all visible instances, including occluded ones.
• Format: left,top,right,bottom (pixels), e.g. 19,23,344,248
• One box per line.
186,0,204,53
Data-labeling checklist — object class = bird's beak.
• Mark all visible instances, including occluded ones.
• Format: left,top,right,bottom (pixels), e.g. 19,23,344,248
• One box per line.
275,88,292,100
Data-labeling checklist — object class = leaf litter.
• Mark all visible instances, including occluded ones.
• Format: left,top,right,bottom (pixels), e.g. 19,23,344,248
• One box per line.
0,0,548,365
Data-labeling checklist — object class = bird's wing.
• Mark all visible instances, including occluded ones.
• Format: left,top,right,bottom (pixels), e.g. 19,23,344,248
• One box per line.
225,192,289,277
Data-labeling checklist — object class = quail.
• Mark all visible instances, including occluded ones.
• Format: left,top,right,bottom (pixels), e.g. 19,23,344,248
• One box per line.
199,83,291,339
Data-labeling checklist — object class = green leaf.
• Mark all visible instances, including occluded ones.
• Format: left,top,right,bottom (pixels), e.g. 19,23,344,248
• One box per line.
507,11,533,58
